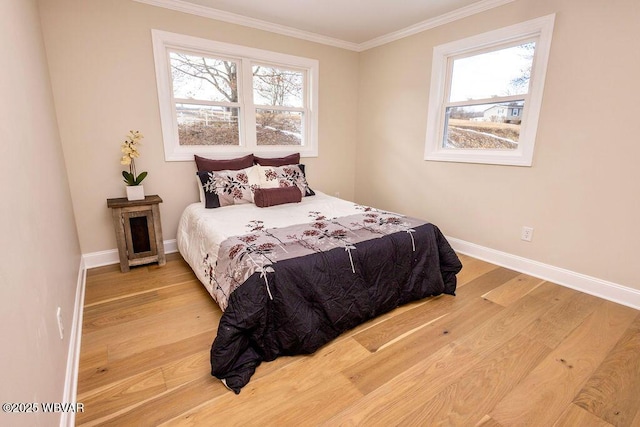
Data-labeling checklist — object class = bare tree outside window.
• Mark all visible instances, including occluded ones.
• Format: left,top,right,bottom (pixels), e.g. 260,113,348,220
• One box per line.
252,65,304,146
509,42,535,93
253,66,303,107
170,52,240,145
171,53,238,102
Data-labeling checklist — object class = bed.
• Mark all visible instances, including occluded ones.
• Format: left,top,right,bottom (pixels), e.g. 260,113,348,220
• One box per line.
177,157,462,393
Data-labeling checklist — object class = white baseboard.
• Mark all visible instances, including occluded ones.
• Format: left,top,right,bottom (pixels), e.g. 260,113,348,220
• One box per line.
60,239,178,426
60,256,87,427
82,237,640,310
447,237,640,310
82,239,178,269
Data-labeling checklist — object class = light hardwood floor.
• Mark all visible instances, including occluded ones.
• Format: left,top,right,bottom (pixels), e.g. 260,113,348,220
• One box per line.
76,252,640,426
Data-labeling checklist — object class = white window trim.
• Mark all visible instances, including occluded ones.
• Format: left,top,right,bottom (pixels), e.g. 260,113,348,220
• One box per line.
424,14,555,166
151,29,319,161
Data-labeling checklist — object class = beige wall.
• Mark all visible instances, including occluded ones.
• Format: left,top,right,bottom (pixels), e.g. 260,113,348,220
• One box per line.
38,0,360,254
0,0,81,425
355,0,640,290
35,0,638,293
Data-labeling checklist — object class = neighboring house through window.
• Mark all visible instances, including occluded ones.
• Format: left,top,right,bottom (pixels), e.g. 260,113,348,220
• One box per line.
424,15,555,166
152,30,319,161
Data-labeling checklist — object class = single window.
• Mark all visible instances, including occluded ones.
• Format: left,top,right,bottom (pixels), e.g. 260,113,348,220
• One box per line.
152,30,319,161
424,15,555,166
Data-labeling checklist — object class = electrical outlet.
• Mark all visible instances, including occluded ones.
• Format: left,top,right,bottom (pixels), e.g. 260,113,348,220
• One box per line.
521,226,534,242
56,307,64,340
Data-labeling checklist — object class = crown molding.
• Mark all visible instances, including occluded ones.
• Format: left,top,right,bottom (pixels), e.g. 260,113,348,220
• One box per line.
134,0,516,52
133,0,361,51
358,0,517,51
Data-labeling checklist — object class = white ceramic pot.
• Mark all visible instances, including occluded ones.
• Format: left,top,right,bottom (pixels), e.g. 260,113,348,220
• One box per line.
126,185,145,201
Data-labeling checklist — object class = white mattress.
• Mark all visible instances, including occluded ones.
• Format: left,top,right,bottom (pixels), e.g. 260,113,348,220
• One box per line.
177,192,365,298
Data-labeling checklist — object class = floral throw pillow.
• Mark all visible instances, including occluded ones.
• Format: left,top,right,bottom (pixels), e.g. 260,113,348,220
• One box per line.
197,166,258,208
257,164,315,197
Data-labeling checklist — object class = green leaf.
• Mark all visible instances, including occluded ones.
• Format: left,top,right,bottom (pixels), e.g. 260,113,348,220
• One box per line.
134,171,148,185
122,170,135,185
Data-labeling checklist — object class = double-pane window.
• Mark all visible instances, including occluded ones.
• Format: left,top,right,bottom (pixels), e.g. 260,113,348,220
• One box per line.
152,31,318,160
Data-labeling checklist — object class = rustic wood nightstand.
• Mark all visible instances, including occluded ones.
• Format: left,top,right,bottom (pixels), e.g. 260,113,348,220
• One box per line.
107,195,166,272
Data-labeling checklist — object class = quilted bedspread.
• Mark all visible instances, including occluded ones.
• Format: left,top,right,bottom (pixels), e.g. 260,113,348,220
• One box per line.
177,193,462,393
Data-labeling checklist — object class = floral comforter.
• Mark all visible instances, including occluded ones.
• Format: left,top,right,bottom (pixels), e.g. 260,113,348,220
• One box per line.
177,193,462,393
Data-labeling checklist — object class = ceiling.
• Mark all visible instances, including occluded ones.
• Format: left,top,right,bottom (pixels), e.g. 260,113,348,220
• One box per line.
137,0,515,51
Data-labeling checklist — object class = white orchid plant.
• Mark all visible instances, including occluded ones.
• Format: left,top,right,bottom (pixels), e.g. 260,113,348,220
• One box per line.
120,130,147,186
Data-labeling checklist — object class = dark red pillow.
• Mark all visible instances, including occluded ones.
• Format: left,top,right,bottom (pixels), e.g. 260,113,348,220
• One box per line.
254,186,302,208
195,154,254,171
254,153,300,167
